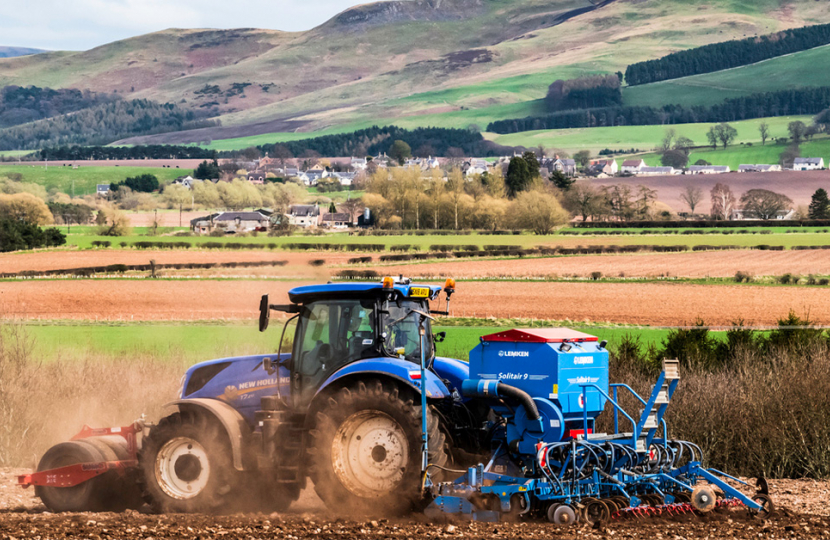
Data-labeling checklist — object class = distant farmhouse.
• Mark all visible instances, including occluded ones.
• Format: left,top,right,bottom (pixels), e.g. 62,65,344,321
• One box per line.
793,158,825,171
190,211,271,235
738,164,781,173
687,165,730,175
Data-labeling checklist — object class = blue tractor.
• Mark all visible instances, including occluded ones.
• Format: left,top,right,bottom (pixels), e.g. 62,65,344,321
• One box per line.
21,276,774,522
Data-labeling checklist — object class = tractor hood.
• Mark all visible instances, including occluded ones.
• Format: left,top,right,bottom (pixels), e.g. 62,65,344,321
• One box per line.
180,354,291,422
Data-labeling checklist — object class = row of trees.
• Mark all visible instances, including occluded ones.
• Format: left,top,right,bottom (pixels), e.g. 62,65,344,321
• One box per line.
38,144,217,161
0,99,217,151
488,87,830,134
625,22,830,85
708,183,793,220
254,126,496,160
545,75,622,112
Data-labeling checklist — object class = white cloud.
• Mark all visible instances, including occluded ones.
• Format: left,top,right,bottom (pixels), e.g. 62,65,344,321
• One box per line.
0,0,374,50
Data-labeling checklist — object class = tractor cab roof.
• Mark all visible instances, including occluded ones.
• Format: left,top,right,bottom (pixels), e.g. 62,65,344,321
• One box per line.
288,281,443,304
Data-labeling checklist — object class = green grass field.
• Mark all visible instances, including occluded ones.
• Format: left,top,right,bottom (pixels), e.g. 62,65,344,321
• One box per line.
634,138,830,170
623,44,830,108
0,164,185,195
25,321,679,365
60,227,830,252
491,116,812,154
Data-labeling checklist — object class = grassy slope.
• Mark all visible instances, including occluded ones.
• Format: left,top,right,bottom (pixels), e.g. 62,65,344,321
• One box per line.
624,43,830,108
490,115,811,154
0,165,185,195
634,138,830,170
3,0,827,150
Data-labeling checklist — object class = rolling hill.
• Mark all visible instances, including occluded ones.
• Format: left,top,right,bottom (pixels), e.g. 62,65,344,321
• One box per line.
1,0,830,149
0,46,45,59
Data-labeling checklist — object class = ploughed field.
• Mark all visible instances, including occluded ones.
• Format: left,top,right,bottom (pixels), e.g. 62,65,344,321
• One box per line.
3,279,830,325
1,468,829,539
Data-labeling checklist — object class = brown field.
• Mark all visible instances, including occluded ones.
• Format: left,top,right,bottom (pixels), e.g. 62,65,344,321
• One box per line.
126,210,208,227
0,249,354,274
378,250,830,279
2,279,829,325
591,170,830,215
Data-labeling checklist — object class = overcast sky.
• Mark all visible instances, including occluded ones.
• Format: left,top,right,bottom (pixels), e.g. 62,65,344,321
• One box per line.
1,0,373,51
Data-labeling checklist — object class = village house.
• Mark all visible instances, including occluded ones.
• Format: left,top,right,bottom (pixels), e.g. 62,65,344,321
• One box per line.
731,207,796,220
551,157,577,176
246,172,266,185
321,212,352,229
589,159,618,176
620,159,646,175
331,171,356,186
738,164,781,173
96,184,110,197
288,204,322,228
793,157,825,171
351,157,368,171
172,175,195,189
686,165,730,175
190,211,271,235
465,158,489,177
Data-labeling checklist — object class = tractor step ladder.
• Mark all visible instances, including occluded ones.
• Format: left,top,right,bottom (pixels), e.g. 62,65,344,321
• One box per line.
636,359,680,451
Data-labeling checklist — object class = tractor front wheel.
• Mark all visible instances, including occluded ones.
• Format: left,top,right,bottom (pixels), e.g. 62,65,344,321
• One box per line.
138,411,236,513
308,379,450,516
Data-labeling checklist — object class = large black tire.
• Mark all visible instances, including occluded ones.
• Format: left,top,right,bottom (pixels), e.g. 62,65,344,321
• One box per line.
308,379,450,516
82,436,144,511
35,441,114,512
138,411,236,513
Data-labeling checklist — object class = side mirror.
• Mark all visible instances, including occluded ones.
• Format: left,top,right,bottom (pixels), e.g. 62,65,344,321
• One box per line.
259,294,270,332
434,331,446,343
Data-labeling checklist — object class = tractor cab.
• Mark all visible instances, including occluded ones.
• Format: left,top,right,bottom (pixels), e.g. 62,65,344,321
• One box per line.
260,276,455,408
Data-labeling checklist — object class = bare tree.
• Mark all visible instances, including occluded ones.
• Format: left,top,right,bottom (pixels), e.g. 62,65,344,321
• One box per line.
710,183,736,220
563,182,598,222
758,122,769,146
740,189,793,220
680,185,704,214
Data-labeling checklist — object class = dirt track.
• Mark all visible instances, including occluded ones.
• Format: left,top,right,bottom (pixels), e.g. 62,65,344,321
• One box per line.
2,467,829,539
2,279,830,325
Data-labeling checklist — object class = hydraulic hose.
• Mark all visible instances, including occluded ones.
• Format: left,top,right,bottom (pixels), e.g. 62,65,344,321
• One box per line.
461,379,542,427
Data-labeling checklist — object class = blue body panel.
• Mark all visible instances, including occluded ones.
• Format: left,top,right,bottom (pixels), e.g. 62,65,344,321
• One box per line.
468,339,608,423
320,357,451,399
432,356,469,393
181,353,291,424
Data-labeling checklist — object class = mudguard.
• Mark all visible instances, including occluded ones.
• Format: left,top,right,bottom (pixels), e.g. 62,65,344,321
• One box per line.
432,356,469,394
166,398,251,471
318,357,451,400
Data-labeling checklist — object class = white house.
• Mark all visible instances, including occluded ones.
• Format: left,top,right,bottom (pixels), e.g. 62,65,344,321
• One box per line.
731,207,796,220
96,184,110,197
173,175,195,189
331,171,356,187
638,166,679,176
190,211,271,235
321,212,352,229
351,157,368,171
288,205,322,228
793,157,825,171
621,159,646,175
465,158,489,177
738,164,781,173
687,165,730,175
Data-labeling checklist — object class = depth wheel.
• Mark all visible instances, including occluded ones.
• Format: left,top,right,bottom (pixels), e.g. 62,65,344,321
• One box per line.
139,411,237,513
549,504,578,525
308,379,450,516
750,493,774,520
34,441,111,512
582,499,610,525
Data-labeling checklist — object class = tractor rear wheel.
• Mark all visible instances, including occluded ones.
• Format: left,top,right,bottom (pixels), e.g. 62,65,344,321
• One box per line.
308,379,450,516
35,441,115,512
138,411,236,513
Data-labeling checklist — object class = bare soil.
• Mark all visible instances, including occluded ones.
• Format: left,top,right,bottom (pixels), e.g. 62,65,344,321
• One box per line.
378,250,830,279
1,468,828,539
3,280,830,325
591,170,830,214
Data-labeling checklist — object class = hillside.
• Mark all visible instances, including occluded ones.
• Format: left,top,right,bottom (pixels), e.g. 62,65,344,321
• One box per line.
0,0,828,149
0,47,45,59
